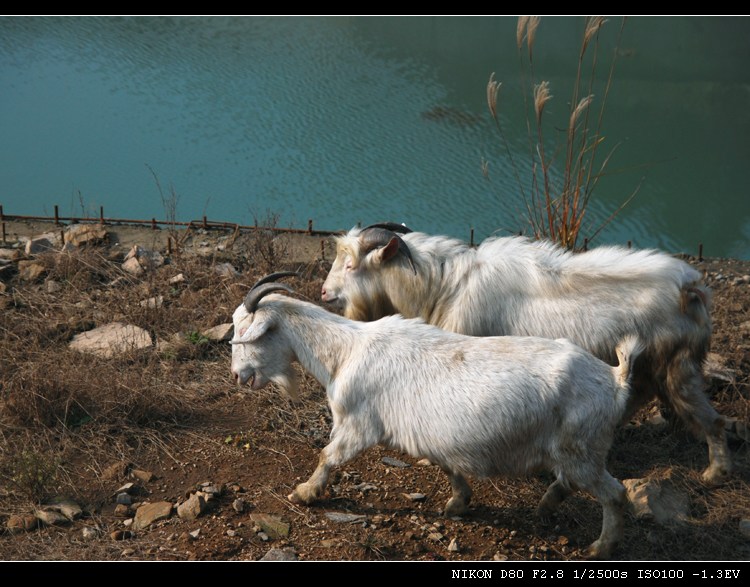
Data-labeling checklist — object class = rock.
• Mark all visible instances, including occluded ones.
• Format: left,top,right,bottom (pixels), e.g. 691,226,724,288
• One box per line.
740,519,750,539
448,538,460,552
139,296,163,309
131,469,154,483
116,493,132,505
24,232,60,254
115,482,135,494
226,529,237,537
232,498,246,513
44,497,82,521
260,548,298,561
102,461,130,482
35,509,70,526
0,248,21,261
121,548,135,556
64,224,107,247
382,456,410,468
428,532,444,541
45,279,61,293
111,530,132,541
214,262,238,278
18,260,46,282
69,322,152,358
188,529,201,540
198,483,222,497
416,458,433,466
201,323,233,342
124,245,164,271
623,478,690,525
249,513,290,539
114,503,131,517
81,527,99,541
319,538,337,548
177,493,206,521
168,273,185,285
354,482,378,493
258,532,270,541
132,501,173,531
123,519,133,527
7,514,39,533
122,257,144,276
324,512,366,524
493,553,509,561
402,493,426,502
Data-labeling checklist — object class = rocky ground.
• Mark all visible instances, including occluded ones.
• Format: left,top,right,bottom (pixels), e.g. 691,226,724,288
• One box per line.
0,220,748,563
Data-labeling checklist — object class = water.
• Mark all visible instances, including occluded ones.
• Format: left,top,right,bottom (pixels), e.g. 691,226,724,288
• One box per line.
1,16,749,258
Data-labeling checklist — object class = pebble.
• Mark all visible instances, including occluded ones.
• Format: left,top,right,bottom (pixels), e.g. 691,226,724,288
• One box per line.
403,492,426,502
116,493,132,505
81,527,99,541
448,538,460,552
382,456,410,468
232,498,246,513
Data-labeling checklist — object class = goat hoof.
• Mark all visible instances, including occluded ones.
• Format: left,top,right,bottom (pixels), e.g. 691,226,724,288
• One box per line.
444,500,468,518
584,541,612,561
701,465,731,487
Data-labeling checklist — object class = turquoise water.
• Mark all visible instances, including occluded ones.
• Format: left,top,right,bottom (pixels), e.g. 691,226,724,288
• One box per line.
1,16,749,258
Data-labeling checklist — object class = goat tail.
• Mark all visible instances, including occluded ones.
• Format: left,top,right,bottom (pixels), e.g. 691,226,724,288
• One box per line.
681,283,712,332
613,335,645,394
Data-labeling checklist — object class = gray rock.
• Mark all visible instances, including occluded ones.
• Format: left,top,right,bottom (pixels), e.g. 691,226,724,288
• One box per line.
232,498,246,513
740,519,750,539
64,224,107,247
124,245,164,271
201,323,233,342
214,263,239,278
81,526,99,541
623,478,690,525
70,322,152,358
44,497,82,521
249,513,290,539
168,273,185,285
132,501,173,531
354,482,378,493
382,456,411,468
35,509,70,526
325,512,366,524
177,493,206,521
139,295,163,309
24,232,60,254
226,529,237,537
199,484,222,497
45,279,62,294
260,548,298,561
116,493,132,505
403,493,426,502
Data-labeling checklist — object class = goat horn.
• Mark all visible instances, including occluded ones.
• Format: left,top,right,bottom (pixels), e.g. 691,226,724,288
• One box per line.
361,222,413,234
250,271,298,290
244,283,295,314
359,227,417,275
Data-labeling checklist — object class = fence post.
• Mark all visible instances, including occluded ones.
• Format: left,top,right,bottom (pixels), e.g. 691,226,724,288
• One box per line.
308,219,313,235
698,243,704,262
470,228,474,247
1,222,5,244
151,218,157,230
0,205,4,222
100,206,104,224
202,215,208,230
583,238,588,251
54,205,60,225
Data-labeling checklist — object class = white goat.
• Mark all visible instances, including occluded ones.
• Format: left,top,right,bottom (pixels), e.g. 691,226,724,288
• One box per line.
321,225,729,486
231,274,643,559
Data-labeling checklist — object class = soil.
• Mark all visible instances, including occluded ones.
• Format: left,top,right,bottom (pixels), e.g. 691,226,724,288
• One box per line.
0,220,748,564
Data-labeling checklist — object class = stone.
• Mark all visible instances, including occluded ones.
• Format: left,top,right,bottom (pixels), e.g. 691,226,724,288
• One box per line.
115,482,135,494
132,501,173,531
44,497,82,521
623,478,690,525
740,519,750,539
114,503,131,517
122,256,144,276
102,461,130,482
402,493,426,502
7,514,39,533
354,482,378,493
260,548,298,561
24,232,60,254
249,513,290,539
139,296,163,309
116,493,132,505
214,262,238,278
18,260,46,282
111,530,132,541
201,323,233,342
177,493,206,521
199,483,222,497
226,529,236,537
0,248,21,261
188,529,201,540
64,224,107,247
428,532,444,541
324,512,366,524
124,245,164,271
69,322,152,358
416,458,433,466
35,509,70,526
448,538,460,552
168,273,185,285
45,279,62,294
81,527,99,541
131,469,154,483
382,456,410,468
232,498,246,513
493,553,509,561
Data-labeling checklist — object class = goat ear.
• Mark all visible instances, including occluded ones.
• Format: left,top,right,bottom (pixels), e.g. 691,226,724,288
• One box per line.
373,236,401,265
236,315,273,342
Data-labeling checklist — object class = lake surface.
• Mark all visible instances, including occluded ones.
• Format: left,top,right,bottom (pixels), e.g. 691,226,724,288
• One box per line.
1,16,749,258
